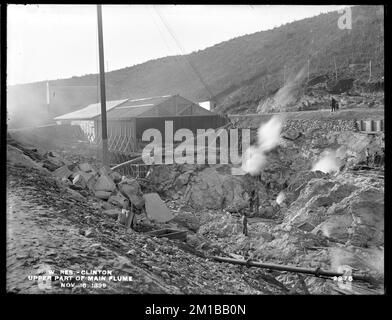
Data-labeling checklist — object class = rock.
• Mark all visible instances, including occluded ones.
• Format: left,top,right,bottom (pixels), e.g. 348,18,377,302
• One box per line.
103,209,121,218
144,193,174,223
174,172,191,189
296,221,315,232
282,128,301,141
313,185,384,247
117,211,127,224
118,178,145,209
72,174,87,189
108,193,129,208
79,163,95,173
261,206,275,218
110,171,123,183
95,190,112,200
85,176,97,192
127,249,136,255
185,166,251,210
173,212,200,232
61,177,71,186
85,228,94,238
66,188,85,202
7,145,49,172
101,201,115,210
94,174,116,192
47,153,68,167
148,165,179,186
52,165,73,180
260,232,275,242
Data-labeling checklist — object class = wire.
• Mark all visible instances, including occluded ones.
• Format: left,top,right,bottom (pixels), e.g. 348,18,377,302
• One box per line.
153,5,215,100
148,6,192,94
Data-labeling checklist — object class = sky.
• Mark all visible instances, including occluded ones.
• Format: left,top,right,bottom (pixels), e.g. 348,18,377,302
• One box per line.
7,4,346,85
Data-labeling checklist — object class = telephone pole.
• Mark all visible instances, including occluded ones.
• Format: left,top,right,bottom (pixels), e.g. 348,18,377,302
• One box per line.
334,57,337,81
97,5,109,169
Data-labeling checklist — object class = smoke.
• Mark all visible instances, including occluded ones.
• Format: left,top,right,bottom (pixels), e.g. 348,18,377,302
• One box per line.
330,247,384,276
241,115,283,175
257,116,283,152
312,150,340,174
258,65,307,113
274,65,306,108
241,146,267,176
276,191,286,205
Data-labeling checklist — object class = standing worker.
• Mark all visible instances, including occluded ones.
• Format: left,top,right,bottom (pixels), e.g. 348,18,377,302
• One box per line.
331,97,336,112
242,212,248,236
380,148,385,167
365,148,371,166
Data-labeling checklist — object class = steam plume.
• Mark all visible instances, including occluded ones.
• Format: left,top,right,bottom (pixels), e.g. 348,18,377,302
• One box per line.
312,150,340,174
276,191,286,205
241,115,283,175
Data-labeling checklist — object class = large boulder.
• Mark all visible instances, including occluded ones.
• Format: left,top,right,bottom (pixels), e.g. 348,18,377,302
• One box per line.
94,174,116,193
173,212,200,232
184,166,252,210
284,173,384,248
285,179,357,227
143,193,174,223
108,192,129,208
313,186,384,247
52,165,73,179
118,177,144,209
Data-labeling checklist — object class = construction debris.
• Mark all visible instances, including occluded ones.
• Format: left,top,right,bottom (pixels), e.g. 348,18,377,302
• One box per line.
212,256,376,283
147,228,187,241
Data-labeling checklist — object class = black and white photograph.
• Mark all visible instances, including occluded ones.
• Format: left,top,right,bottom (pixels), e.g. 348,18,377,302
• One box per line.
5,4,385,299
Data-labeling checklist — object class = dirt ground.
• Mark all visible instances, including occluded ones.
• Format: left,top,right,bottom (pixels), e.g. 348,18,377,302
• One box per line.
6,163,290,295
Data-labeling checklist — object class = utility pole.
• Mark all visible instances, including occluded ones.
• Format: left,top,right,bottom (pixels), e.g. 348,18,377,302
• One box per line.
369,60,372,82
97,5,109,169
334,57,337,81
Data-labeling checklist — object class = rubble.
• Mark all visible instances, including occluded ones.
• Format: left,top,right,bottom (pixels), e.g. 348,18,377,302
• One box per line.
7,145,50,173
118,177,145,209
172,211,200,232
103,209,121,218
6,118,384,294
108,193,129,208
95,191,111,200
53,165,73,180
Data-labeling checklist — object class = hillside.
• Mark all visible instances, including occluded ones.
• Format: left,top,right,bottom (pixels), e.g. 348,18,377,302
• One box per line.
7,5,384,128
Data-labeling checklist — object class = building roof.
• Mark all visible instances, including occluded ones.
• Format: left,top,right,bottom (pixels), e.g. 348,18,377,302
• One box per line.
105,95,173,120
54,99,128,120
55,94,216,121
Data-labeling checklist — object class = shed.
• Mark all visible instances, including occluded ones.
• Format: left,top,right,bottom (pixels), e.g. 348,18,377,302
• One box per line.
54,94,228,153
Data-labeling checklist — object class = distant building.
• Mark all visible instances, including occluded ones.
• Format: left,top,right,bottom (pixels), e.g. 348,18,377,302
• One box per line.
54,94,227,153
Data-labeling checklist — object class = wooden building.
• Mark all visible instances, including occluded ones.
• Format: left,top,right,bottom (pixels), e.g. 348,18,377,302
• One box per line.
54,94,228,153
